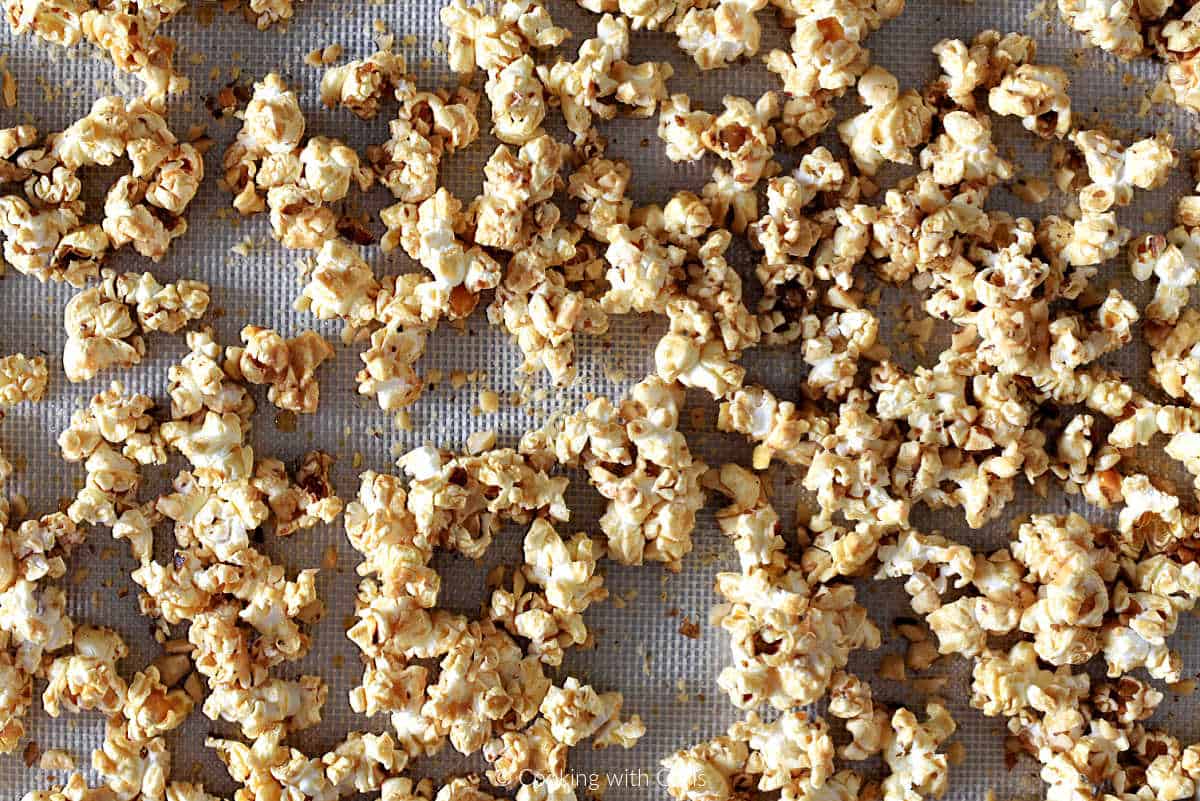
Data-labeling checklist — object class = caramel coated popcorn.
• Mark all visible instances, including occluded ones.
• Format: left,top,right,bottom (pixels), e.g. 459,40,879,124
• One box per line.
0,354,47,406
3,0,188,102
63,270,209,383
225,325,335,414
223,73,374,250
16,1,1200,799
0,98,201,287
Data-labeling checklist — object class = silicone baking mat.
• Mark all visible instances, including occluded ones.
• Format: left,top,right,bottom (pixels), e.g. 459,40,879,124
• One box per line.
0,0,1193,798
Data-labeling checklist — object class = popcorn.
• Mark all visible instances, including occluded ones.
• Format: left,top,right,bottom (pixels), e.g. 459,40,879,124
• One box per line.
59,382,165,525
1071,129,1175,213
675,0,767,70
657,94,712,162
662,714,856,801
0,99,199,286
440,0,568,75
381,188,502,319
701,93,779,188
42,625,128,717
356,322,429,411
1130,226,1200,324
225,326,335,414
371,88,481,203
539,677,638,747
223,73,373,249
882,703,956,801
522,375,705,568
63,271,209,383
988,63,1072,138
538,14,673,140
5,0,188,102
486,55,547,144
837,66,934,176
474,135,564,252
0,354,47,405
254,451,343,537
203,675,327,738
1058,0,1146,60
600,224,685,315
297,239,380,332
321,50,411,119
488,225,609,386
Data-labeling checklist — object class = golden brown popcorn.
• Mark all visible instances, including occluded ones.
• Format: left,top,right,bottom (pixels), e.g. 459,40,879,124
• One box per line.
371,87,481,204
63,271,209,383
0,99,198,286
919,111,1012,186
675,0,767,70
484,719,568,787
539,677,641,748
930,30,1036,109
1058,0,1147,60
882,703,956,801
297,239,380,333
486,55,546,145
1071,129,1176,213
1009,513,1116,666
381,189,502,320
168,328,256,424
356,322,429,412
662,715,860,801
253,451,343,537
475,135,565,253
837,66,934,176
0,354,47,406
600,224,685,315
225,326,334,415
1149,307,1200,406
223,73,372,249
538,14,673,140
202,675,327,738
711,502,880,709
827,671,887,761
657,232,759,399
876,529,974,616
702,93,779,188
208,729,336,801
0,649,31,754
657,94,713,162
440,0,568,75
5,0,187,102
42,625,128,717
58,382,165,525
1131,227,1200,324
988,63,1072,138
321,50,411,119
970,641,1090,725
523,375,706,568
488,226,609,386
568,154,632,242
661,732,750,801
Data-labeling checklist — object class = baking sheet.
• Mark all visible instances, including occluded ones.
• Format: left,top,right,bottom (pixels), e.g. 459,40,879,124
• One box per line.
0,0,1196,798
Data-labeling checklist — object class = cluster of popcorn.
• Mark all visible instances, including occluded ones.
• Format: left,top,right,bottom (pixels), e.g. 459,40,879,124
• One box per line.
0,97,203,287
1058,0,1200,113
519,374,707,568
341,442,642,796
662,465,957,801
24,326,450,800
224,73,374,251
63,270,209,383
3,0,189,102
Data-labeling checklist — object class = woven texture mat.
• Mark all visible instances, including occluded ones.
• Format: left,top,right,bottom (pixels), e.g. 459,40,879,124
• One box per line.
0,0,1195,798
